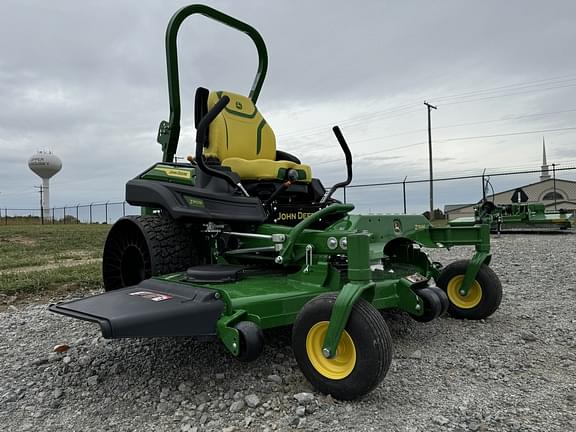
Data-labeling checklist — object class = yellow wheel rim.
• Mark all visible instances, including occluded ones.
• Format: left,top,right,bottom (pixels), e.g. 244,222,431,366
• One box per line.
447,276,482,309
305,321,356,380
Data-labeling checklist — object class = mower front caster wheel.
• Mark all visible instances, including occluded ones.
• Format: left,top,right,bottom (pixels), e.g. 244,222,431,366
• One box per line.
234,321,264,362
411,287,448,322
436,260,502,320
292,294,393,400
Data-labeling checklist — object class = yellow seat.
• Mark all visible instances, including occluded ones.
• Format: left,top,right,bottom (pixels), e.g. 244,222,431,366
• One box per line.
205,91,312,183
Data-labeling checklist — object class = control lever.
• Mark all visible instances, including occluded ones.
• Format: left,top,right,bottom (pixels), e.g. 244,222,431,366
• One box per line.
195,96,249,196
320,126,353,203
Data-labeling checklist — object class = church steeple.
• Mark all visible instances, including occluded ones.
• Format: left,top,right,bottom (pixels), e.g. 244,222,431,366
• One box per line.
540,137,551,181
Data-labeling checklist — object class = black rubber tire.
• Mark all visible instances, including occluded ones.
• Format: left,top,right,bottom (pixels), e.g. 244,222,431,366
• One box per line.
436,259,502,320
430,286,449,316
410,287,442,322
292,294,393,400
102,215,199,291
235,321,265,362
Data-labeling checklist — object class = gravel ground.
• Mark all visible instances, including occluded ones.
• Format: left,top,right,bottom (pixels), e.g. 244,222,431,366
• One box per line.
1,233,575,432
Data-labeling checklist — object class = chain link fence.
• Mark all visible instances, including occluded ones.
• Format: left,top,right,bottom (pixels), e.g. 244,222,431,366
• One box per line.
339,165,576,218
3,166,576,225
1,202,140,225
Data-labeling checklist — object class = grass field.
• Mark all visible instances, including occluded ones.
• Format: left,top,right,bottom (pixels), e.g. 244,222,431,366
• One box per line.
0,224,110,297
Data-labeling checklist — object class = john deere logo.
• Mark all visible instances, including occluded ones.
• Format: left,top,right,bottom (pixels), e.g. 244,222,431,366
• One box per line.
393,219,402,233
235,101,243,110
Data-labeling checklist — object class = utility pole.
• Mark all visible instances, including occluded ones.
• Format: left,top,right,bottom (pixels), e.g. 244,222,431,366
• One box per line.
424,101,437,220
402,176,408,214
552,163,557,211
481,169,487,203
34,185,44,224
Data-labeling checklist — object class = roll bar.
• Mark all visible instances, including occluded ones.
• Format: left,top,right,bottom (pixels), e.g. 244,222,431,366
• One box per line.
157,4,269,162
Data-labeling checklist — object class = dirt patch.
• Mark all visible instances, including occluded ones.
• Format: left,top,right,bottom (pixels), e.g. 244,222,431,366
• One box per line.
0,258,102,275
0,235,37,246
56,250,95,260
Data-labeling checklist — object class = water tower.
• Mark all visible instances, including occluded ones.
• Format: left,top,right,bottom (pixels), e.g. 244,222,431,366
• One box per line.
28,150,62,219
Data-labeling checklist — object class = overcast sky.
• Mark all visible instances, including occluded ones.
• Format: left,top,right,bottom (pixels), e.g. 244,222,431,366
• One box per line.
1,0,575,214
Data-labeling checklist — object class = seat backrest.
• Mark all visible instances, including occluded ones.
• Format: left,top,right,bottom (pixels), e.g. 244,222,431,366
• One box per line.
204,90,276,161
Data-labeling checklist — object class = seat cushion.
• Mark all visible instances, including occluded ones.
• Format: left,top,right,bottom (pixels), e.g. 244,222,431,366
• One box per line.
204,90,313,183
222,158,312,183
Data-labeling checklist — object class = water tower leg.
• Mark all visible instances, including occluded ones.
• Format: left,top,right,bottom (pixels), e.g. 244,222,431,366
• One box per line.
43,178,50,222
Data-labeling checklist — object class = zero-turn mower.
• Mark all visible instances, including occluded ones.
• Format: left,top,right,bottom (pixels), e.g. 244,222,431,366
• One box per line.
50,4,503,400
450,179,574,232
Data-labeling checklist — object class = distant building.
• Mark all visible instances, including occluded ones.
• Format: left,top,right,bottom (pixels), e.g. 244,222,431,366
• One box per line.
445,141,576,220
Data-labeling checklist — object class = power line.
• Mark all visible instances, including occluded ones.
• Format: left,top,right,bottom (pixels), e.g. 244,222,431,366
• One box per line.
435,160,576,179
277,74,576,144
429,75,576,102
276,104,420,141
325,158,576,188
313,141,427,166
434,108,576,131
346,165,576,189
310,126,576,166
281,94,576,154
437,83,576,107
311,107,576,148
437,127,576,144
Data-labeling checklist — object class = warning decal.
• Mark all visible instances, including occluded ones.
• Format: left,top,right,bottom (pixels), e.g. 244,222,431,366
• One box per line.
129,291,173,302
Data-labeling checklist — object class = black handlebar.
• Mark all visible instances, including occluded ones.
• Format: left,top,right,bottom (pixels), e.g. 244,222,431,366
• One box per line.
320,126,353,203
195,96,247,193
196,95,230,142
332,126,353,183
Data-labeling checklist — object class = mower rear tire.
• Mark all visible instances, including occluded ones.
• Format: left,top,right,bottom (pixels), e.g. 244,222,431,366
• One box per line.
292,294,392,400
235,321,264,362
436,260,502,320
102,215,198,291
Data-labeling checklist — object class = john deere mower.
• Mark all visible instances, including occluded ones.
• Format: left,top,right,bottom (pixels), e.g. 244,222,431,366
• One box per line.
50,4,502,400
450,179,574,232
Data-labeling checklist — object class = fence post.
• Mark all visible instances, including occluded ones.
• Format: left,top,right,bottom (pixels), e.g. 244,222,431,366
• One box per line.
481,169,486,202
4,208,7,225
89,203,93,224
52,207,55,224
76,204,80,223
552,163,557,211
105,201,109,224
402,176,407,214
